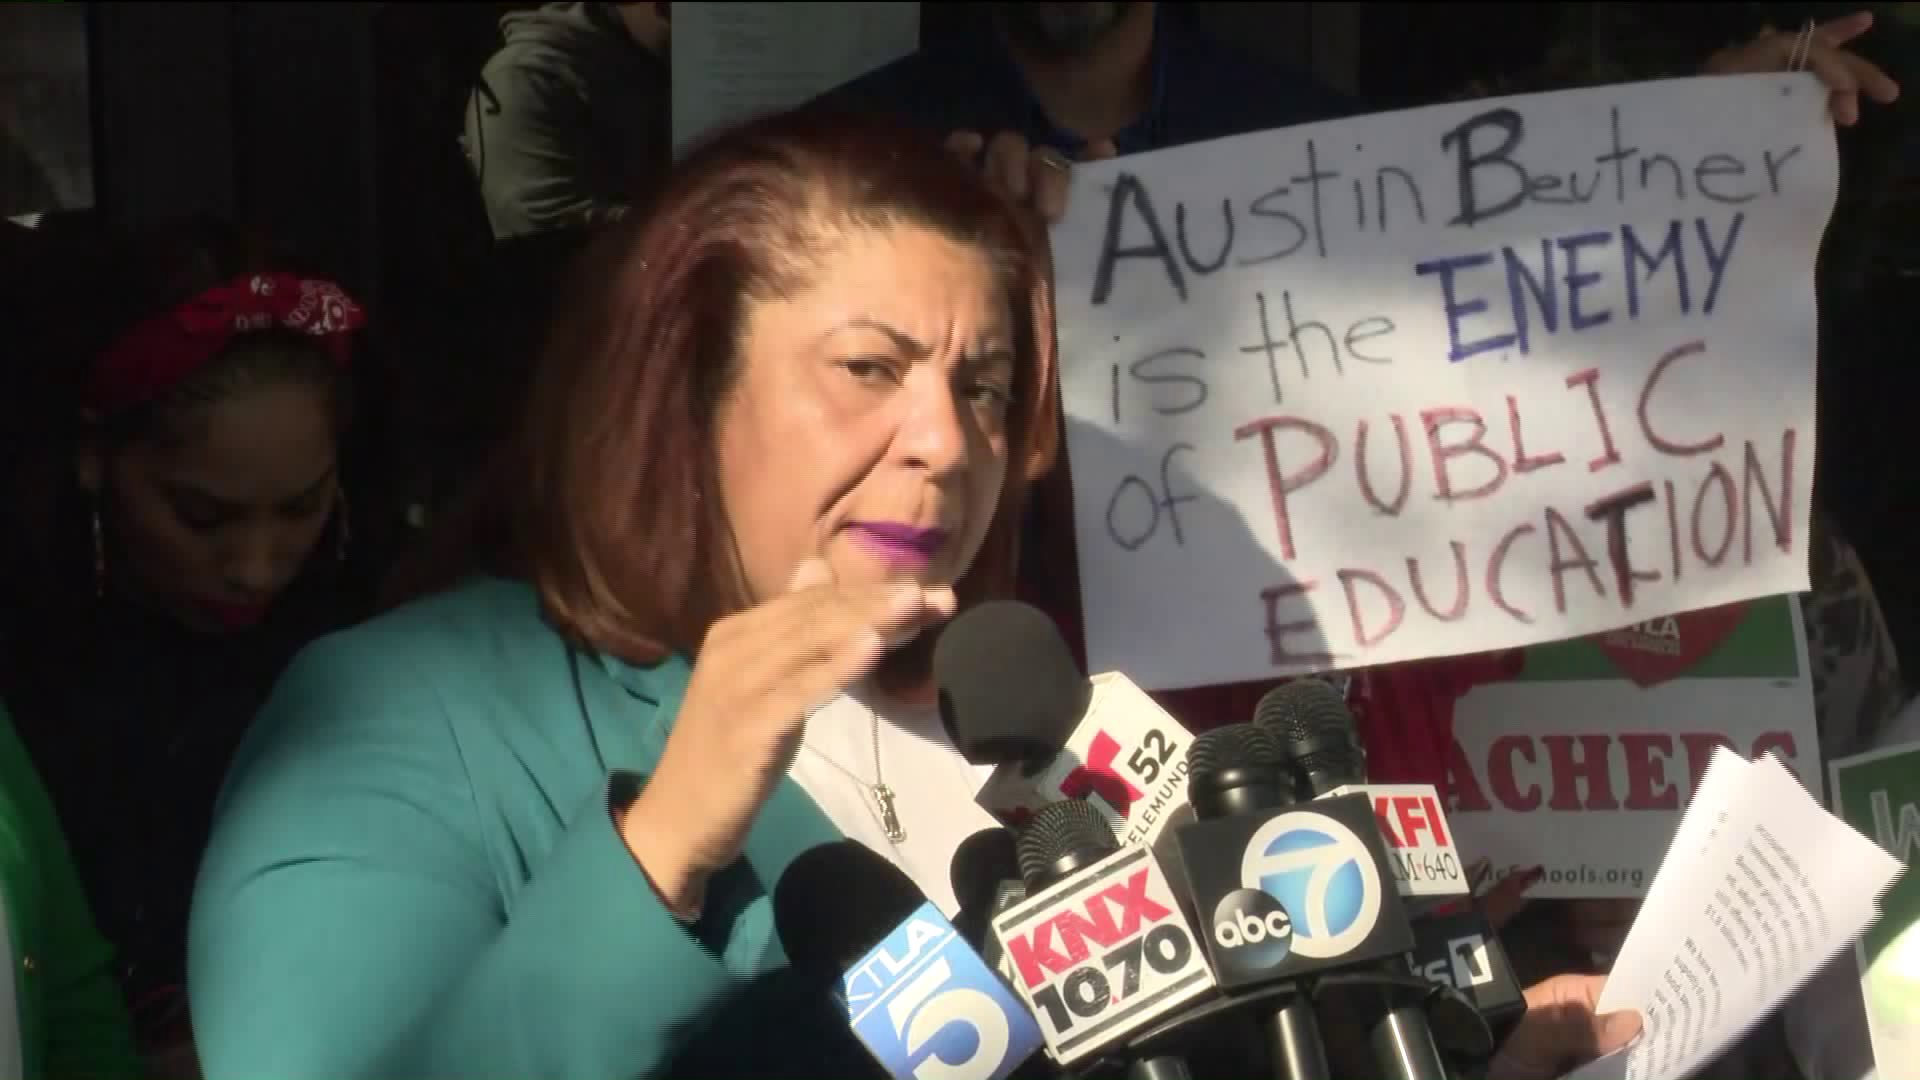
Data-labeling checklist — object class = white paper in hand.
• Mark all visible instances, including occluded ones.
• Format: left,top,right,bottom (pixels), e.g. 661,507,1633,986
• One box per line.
1564,748,1906,1080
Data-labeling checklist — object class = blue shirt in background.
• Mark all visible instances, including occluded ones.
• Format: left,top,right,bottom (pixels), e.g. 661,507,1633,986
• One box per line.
818,6,1359,157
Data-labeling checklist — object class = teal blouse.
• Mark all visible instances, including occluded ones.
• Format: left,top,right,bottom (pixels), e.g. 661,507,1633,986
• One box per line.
189,577,877,1079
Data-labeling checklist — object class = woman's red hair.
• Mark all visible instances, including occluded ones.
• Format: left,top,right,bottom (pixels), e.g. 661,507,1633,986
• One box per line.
387,109,1060,671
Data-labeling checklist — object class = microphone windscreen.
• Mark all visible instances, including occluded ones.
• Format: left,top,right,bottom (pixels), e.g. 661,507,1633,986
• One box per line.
775,839,926,985
1185,722,1284,782
1251,679,1352,743
950,826,1021,918
1253,679,1367,790
1015,798,1118,885
934,601,1089,765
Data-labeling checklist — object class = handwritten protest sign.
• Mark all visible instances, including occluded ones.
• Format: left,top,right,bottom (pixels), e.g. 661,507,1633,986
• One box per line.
1444,595,1817,899
1050,75,1837,690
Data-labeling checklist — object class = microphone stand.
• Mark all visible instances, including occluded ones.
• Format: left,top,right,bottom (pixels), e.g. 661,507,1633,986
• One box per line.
1189,746,1332,1080
1266,695,1460,1080
1124,1058,1193,1080
1113,973,1490,1080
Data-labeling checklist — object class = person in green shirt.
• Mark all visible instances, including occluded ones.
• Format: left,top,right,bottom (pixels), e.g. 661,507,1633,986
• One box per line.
0,697,140,1079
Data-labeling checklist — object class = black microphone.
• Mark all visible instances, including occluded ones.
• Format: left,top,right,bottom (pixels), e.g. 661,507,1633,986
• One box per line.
1259,681,1451,1080
1180,723,1334,1080
1403,901,1526,1056
1151,802,1199,927
775,840,1047,1080
1255,681,1514,1060
936,601,1200,852
777,840,927,982
1016,798,1119,890
1249,679,1368,804
952,826,1026,973
935,600,1089,766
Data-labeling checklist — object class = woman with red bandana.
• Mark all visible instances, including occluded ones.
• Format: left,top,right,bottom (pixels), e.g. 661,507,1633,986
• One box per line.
0,216,371,1075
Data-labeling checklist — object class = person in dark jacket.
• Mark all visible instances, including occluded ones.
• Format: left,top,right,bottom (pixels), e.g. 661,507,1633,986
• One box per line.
462,2,670,240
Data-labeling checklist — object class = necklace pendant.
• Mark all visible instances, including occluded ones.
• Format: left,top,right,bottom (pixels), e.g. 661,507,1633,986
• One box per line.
872,783,906,843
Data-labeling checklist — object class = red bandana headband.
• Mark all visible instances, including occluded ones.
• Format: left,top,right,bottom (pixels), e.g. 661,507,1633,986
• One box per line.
84,272,366,414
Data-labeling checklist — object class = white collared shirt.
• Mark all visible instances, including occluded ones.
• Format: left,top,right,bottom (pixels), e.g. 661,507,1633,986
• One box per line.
787,685,1001,916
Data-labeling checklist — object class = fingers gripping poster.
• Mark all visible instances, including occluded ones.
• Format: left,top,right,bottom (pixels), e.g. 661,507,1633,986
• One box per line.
1049,75,1837,690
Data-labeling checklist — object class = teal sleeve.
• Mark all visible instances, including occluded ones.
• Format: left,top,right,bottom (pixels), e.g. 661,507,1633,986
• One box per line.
188,634,733,1080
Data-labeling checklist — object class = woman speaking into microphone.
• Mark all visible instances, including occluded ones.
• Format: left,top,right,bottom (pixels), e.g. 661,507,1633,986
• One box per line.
189,109,1057,1080
189,108,1636,1080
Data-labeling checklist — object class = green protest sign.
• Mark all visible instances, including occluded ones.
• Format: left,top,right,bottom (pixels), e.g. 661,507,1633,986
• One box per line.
1830,738,1920,1076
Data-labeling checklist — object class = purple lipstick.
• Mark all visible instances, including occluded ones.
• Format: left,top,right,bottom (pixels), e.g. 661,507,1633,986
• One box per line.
847,521,950,570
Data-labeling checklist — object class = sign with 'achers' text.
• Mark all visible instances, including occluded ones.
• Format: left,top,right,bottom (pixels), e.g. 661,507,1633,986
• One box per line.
1051,75,1836,689
1446,595,1817,899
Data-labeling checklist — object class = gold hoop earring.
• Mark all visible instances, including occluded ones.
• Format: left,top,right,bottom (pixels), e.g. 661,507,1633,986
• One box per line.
335,489,351,564
91,504,105,599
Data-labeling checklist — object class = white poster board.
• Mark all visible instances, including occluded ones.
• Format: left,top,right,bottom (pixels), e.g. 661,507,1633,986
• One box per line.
1049,75,1836,691
670,2,919,158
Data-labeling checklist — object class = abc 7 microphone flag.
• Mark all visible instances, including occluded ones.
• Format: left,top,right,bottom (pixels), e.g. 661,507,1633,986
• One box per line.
989,846,1215,1067
1179,794,1417,989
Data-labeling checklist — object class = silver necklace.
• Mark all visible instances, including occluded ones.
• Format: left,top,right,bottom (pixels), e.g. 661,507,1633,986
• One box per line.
802,707,905,843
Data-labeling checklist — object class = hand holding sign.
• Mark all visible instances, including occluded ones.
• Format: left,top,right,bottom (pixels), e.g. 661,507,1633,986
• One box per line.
944,131,1118,224
1704,11,1900,126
